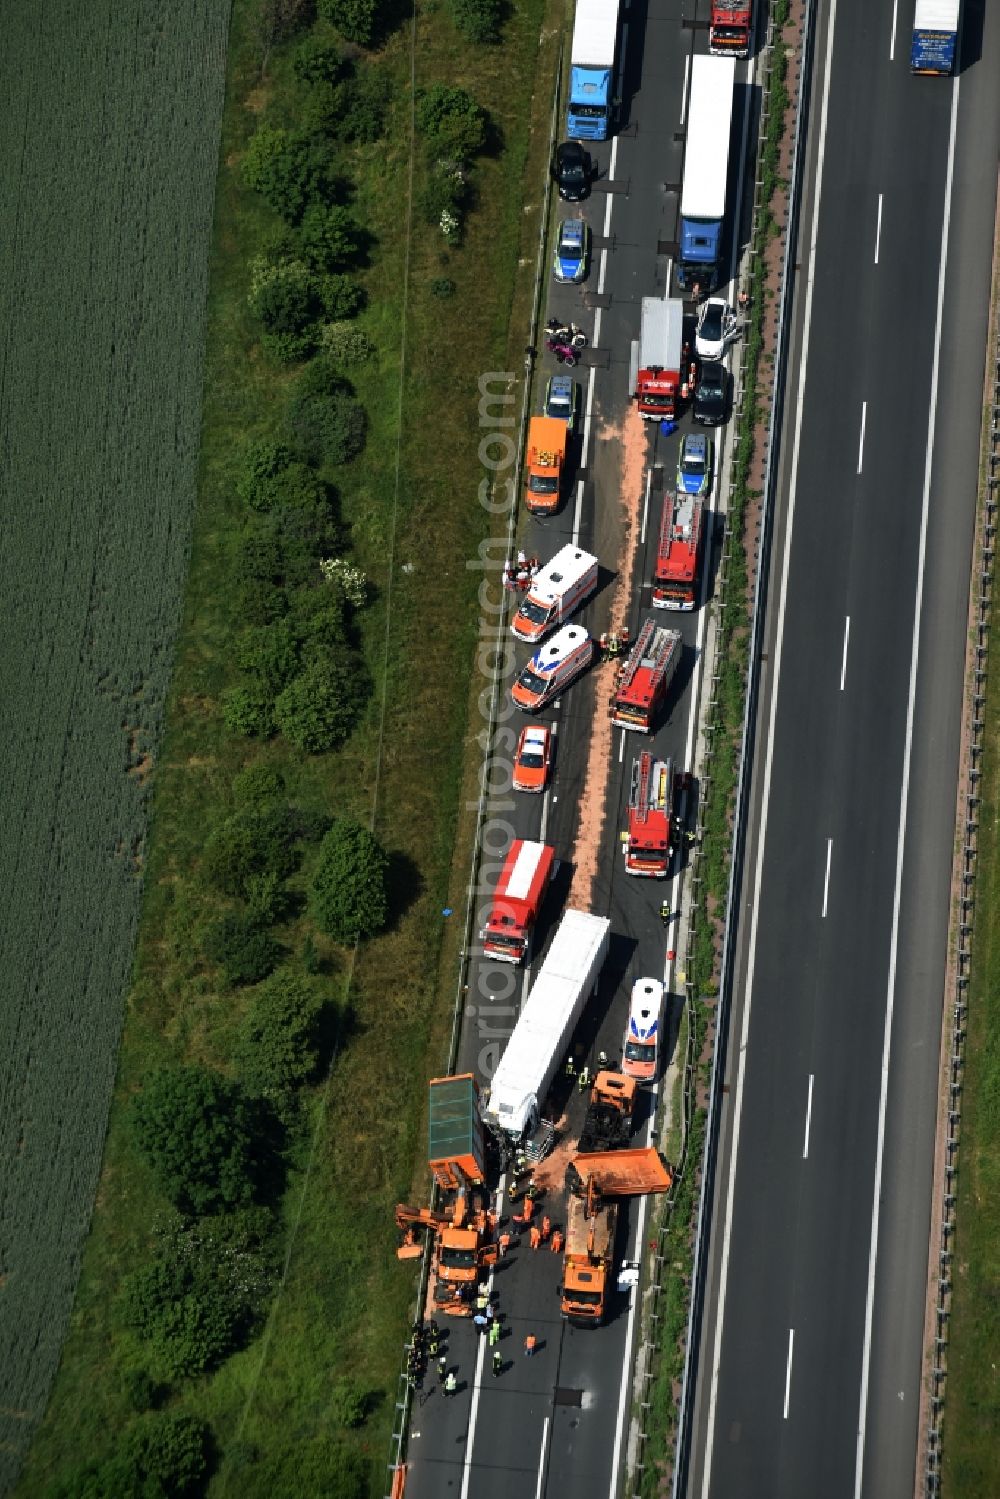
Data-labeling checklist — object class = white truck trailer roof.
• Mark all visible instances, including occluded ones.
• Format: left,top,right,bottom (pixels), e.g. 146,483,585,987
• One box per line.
485,909,611,1137
680,55,736,222
913,0,960,26
639,295,684,369
570,0,619,67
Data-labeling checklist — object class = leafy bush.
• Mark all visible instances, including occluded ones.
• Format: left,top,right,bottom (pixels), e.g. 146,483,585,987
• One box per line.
336,67,392,142
274,653,367,752
120,1368,164,1414
119,1413,210,1495
248,258,321,334
223,683,276,739
319,556,368,607
416,84,487,162
288,365,367,467
130,1067,259,1215
120,1218,271,1380
299,203,365,273
293,35,346,85
318,0,379,46
319,321,375,364
309,819,389,942
234,970,325,1097
431,277,455,298
242,126,333,223
47,1413,211,1498
233,764,286,806
203,804,300,898
421,161,467,228
449,0,503,42
320,273,365,321
270,462,331,512
203,913,282,987
236,439,294,510
288,583,350,650
332,1376,372,1428
236,621,301,695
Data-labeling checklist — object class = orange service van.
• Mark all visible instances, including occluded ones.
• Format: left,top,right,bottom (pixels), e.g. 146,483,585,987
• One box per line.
525,416,569,515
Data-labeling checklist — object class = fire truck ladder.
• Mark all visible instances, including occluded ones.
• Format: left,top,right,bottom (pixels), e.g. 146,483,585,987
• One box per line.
671,493,699,544
630,751,673,826
618,618,658,692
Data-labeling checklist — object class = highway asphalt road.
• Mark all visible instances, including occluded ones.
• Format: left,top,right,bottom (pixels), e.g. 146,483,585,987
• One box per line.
401,0,756,1496
687,1,1000,1497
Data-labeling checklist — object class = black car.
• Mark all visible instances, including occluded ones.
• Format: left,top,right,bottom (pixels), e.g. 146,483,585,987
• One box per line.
693,360,728,426
552,141,593,201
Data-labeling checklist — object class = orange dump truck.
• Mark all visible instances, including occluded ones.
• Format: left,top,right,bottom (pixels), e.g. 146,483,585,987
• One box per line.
525,416,569,515
395,1075,498,1315
560,1147,672,1325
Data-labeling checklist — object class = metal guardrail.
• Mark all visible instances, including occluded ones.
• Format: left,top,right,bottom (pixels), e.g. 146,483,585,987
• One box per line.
921,175,1000,1499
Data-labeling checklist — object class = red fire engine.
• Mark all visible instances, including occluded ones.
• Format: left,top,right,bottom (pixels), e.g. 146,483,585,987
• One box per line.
610,618,683,733
481,839,555,964
709,0,753,57
624,752,675,877
653,492,704,612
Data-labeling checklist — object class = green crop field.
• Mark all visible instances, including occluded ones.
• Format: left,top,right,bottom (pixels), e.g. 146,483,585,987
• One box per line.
0,1,230,1487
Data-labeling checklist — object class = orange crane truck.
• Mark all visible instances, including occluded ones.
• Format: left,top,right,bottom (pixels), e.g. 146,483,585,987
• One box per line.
560,1147,672,1325
395,1074,498,1315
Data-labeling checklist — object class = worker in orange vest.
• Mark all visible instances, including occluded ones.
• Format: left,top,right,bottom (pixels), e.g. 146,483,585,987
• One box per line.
550,1228,564,1254
521,1195,536,1224
529,1225,542,1250
524,1333,537,1358
498,1231,511,1257
539,1215,552,1243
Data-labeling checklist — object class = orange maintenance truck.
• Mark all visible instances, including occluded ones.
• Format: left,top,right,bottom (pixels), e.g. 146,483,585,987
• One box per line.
560,1148,673,1324
525,416,569,515
395,1074,498,1315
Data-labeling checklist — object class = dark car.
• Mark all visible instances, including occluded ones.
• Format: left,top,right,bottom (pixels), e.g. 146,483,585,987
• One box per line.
552,141,593,201
693,360,728,426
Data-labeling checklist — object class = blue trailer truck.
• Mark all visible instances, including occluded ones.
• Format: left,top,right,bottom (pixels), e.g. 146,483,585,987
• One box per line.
910,0,960,74
567,0,621,141
676,55,736,294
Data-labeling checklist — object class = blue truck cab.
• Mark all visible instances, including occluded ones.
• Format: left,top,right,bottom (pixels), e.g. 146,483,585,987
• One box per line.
567,0,621,141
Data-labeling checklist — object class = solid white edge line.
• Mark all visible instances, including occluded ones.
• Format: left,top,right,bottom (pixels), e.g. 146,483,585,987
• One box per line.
783,1329,795,1420
874,194,883,265
582,365,597,463
803,1074,815,1160
888,0,899,61
852,71,960,1499
857,400,867,473
822,837,832,919
680,54,691,125
535,1415,551,1499
641,466,653,545
841,614,851,690
573,478,585,545
700,0,842,1489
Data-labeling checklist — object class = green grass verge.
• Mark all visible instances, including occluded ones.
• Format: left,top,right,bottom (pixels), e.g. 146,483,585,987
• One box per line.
16,0,556,1492
941,348,1000,1492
